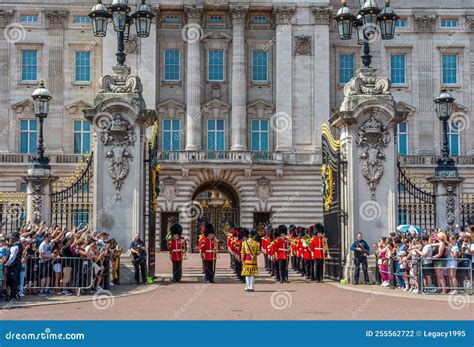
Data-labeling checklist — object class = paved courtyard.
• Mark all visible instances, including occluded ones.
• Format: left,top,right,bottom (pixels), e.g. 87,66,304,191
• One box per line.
2,253,472,320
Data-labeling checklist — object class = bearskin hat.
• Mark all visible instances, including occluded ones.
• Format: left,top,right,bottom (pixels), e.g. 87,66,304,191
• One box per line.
170,223,183,236
315,223,325,234
278,225,288,236
203,223,215,237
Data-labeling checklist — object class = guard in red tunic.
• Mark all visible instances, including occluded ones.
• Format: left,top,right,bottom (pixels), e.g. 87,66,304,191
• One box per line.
168,223,187,283
311,223,325,283
199,224,220,283
198,226,206,274
233,228,245,283
276,225,290,283
227,226,235,269
261,227,271,271
302,228,313,279
288,225,296,270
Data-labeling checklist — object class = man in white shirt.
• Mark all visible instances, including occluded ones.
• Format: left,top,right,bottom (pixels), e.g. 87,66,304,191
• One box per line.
38,235,54,296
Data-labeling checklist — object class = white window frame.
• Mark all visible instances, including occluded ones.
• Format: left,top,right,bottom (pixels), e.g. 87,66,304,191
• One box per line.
207,50,225,82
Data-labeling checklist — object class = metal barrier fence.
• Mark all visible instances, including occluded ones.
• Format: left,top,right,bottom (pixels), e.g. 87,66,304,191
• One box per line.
377,257,472,295
25,257,95,291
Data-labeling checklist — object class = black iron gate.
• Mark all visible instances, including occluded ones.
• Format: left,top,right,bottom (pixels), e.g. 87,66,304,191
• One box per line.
461,194,474,229
321,124,345,280
50,153,93,229
397,161,436,229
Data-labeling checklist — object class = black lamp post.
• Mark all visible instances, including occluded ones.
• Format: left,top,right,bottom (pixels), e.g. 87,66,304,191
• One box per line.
89,0,154,66
31,81,52,167
434,89,458,176
335,0,399,68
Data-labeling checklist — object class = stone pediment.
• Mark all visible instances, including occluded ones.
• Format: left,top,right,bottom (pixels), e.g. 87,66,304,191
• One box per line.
11,99,33,115
202,98,231,117
65,100,93,114
156,99,185,118
247,99,275,117
202,31,232,43
395,102,416,117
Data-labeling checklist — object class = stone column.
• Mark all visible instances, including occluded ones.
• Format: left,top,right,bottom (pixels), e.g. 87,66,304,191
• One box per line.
230,5,248,151
44,11,68,153
24,166,54,226
184,6,203,150
331,68,406,282
273,6,295,152
83,66,155,249
429,175,464,233
0,11,13,153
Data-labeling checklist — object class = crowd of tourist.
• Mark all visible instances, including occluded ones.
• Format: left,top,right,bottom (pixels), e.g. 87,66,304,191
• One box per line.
0,221,123,301
372,227,474,294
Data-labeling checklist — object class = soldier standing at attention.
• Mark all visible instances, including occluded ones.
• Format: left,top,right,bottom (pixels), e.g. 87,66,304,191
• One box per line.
311,223,325,283
197,226,206,274
276,225,290,283
199,224,220,283
168,224,186,283
241,229,261,292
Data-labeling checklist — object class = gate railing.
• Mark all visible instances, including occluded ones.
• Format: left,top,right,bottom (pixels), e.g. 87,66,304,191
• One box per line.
397,161,436,229
0,192,27,235
50,153,93,229
461,194,473,229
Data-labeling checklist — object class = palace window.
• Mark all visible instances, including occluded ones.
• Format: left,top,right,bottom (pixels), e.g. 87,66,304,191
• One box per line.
251,119,269,151
448,121,460,156
163,15,179,23
253,16,268,24
19,119,37,154
339,54,355,84
20,15,38,22
441,19,457,28
164,50,180,81
75,51,91,82
442,54,458,85
162,119,181,151
73,16,91,23
74,120,91,154
207,119,225,151
390,54,406,85
395,19,407,27
208,16,224,23
21,49,38,81
252,50,268,82
208,50,225,82
397,122,408,156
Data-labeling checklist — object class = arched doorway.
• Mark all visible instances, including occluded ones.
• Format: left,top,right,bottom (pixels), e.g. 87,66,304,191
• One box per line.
191,181,239,252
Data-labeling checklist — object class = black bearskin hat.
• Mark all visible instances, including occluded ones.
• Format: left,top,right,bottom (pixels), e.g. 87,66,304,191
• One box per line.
170,223,183,236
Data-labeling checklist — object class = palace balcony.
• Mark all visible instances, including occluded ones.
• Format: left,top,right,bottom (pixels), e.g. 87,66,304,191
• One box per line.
399,155,474,167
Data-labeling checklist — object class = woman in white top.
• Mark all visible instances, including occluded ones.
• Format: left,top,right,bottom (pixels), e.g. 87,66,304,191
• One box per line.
446,234,460,294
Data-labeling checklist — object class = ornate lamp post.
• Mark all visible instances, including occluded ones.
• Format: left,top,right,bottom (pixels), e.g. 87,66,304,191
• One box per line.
88,0,154,66
31,81,52,167
434,89,457,176
335,0,399,67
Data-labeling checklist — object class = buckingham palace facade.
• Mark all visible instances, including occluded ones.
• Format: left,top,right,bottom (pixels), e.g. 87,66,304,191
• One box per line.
0,0,473,246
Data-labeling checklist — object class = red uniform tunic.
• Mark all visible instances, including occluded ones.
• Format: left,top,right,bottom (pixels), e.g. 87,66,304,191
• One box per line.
276,237,290,260
168,238,186,261
226,235,233,252
302,238,312,260
233,239,242,261
310,236,325,260
200,238,220,261
198,234,205,255
261,235,270,254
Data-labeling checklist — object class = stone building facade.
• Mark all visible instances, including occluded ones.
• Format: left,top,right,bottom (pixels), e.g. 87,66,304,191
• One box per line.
0,0,473,247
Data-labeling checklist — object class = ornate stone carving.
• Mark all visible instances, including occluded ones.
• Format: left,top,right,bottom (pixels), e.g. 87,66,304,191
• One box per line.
444,183,457,233
162,177,178,201
256,177,272,201
414,15,436,32
184,5,204,22
465,16,474,31
294,36,312,56
99,66,143,94
124,35,139,54
230,5,248,23
344,68,391,96
356,115,391,199
273,6,296,25
311,7,333,25
0,10,13,28
44,11,69,29
31,183,43,225
99,114,136,199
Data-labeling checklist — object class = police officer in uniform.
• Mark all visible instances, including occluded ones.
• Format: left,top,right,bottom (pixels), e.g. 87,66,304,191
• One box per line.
5,232,23,301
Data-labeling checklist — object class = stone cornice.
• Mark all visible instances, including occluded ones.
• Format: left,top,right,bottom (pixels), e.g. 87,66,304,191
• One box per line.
414,14,436,32
311,7,333,26
184,5,204,23
44,10,69,29
272,6,296,25
0,10,13,28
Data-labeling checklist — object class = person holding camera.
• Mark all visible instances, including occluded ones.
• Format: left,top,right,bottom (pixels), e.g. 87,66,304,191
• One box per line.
130,234,147,285
350,232,370,285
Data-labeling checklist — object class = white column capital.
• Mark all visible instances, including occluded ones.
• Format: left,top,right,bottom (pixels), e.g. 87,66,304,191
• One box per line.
184,5,204,23
273,6,296,25
230,5,249,24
